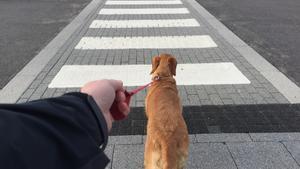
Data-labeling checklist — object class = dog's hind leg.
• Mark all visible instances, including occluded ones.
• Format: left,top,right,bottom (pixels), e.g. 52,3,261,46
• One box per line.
144,136,151,169
144,137,162,169
161,140,178,169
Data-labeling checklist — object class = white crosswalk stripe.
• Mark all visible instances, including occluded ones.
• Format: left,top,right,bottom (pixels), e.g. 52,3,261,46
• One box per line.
49,63,250,88
75,35,217,49
99,8,189,15
105,0,182,5
89,19,200,28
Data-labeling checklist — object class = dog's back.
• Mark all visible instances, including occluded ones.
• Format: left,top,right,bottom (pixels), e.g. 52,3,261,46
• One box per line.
144,54,189,169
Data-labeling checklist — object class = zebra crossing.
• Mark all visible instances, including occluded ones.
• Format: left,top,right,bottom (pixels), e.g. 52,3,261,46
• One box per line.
16,0,286,106
50,0,250,90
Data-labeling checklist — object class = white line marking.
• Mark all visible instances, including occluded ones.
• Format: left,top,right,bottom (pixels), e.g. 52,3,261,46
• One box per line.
89,19,199,28
75,35,217,49
106,0,182,4
99,8,189,15
49,63,250,88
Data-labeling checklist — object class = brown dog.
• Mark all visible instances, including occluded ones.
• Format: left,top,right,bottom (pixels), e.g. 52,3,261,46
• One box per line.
144,54,189,169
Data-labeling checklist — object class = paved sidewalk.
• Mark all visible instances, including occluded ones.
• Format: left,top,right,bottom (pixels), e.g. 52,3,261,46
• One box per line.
1,0,300,168
106,133,300,169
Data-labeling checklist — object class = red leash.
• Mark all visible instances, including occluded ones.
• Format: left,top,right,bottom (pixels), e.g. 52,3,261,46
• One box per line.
110,82,153,120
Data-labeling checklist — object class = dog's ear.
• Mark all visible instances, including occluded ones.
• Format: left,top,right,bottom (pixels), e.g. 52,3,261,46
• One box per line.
150,56,160,74
168,57,177,76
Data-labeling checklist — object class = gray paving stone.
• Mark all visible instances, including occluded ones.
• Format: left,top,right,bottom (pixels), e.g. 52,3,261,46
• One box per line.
257,88,273,98
29,80,42,89
196,133,252,143
242,98,256,104
136,101,145,107
204,86,217,94
104,145,114,169
189,134,197,143
197,88,209,100
34,84,48,95
55,88,66,93
244,85,257,94
227,142,300,169
21,88,35,99
136,90,146,101
185,86,198,95
209,94,223,105
207,125,221,133
188,94,201,105
222,98,235,105
112,144,144,169
263,83,279,93
250,133,300,142
28,93,42,101
41,76,55,84
283,141,300,166
108,135,143,145
255,75,270,84
250,93,265,104
178,86,189,100
52,92,64,97
41,88,56,98
229,93,245,104
89,56,98,65
266,97,279,104
200,99,213,105
17,98,28,103
187,143,237,169
225,85,237,94
35,71,47,80
272,92,290,103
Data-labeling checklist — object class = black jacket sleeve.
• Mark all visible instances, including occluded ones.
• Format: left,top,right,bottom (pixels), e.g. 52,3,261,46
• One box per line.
0,92,110,169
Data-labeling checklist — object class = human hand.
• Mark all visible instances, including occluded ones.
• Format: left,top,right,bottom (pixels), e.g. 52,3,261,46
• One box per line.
80,80,130,132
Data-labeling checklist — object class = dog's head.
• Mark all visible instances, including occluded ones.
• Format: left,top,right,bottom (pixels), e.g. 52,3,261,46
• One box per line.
150,54,177,78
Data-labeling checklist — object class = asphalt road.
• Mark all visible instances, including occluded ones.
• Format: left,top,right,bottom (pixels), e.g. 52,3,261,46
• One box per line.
0,0,90,89
196,0,300,87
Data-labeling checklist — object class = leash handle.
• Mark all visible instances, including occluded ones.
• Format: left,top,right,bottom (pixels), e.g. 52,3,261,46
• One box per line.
109,82,152,121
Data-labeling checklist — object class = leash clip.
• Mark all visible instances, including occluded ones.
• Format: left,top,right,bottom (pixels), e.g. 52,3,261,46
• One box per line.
153,75,160,81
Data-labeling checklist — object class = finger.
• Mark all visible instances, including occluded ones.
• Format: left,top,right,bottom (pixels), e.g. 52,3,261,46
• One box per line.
116,90,126,102
118,102,130,116
108,79,123,91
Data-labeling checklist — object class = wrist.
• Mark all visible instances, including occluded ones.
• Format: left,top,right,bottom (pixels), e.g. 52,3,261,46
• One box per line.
101,110,114,132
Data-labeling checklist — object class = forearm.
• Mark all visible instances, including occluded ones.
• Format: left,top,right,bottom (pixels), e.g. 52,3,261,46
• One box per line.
0,92,109,169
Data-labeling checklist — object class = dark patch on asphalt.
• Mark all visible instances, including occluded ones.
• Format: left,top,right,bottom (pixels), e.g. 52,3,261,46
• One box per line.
110,104,300,135
195,0,300,87
0,0,91,89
